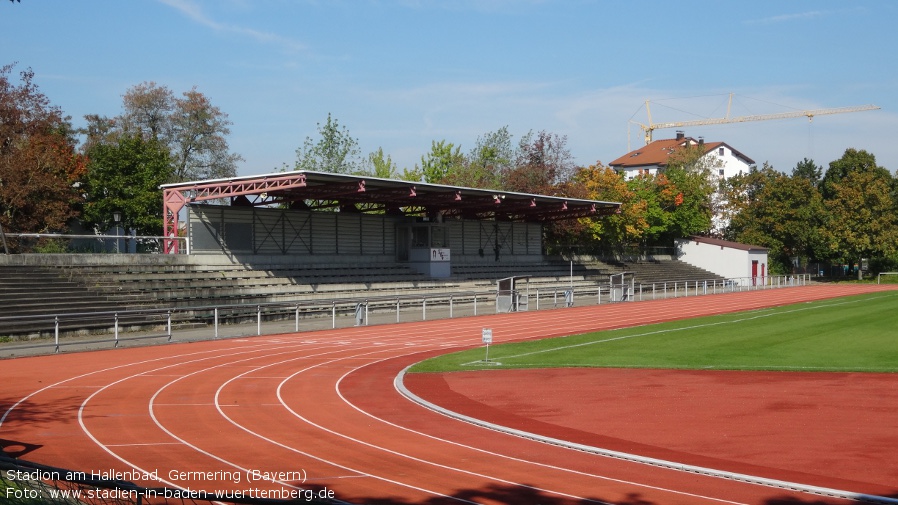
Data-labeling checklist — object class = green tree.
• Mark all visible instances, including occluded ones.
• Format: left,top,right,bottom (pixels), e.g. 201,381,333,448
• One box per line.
295,113,363,174
420,140,464,183
659,168,714,244
792,157,823,187
658,143,717,242
820,148,889,199
366,147,398,179
451,126,513,189
724,164,825,273
81,135,173,237
0,63,85,234
821,164,897,279
628,172,673,246
398,166,424,182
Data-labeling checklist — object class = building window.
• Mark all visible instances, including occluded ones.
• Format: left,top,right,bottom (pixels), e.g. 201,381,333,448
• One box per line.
718,147,724,156
719,169,725,176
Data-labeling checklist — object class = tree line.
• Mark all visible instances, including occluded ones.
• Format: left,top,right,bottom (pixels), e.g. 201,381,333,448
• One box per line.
2,63,896,275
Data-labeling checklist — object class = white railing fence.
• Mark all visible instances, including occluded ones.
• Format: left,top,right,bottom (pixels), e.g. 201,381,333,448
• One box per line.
0,274,810,356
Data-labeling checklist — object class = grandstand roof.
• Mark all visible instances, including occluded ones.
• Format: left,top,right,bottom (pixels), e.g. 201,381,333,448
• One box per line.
162,170,621,223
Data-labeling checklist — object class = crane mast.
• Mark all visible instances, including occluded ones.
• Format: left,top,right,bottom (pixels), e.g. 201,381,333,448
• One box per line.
632,94,880,146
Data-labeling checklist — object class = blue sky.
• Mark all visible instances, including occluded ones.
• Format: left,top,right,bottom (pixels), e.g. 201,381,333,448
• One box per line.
3,0,896,178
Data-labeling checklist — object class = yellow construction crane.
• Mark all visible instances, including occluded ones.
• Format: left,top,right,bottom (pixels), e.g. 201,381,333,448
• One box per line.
630,93,880,146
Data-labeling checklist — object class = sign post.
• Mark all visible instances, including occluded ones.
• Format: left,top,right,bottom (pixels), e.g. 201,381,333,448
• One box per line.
481,328,493,363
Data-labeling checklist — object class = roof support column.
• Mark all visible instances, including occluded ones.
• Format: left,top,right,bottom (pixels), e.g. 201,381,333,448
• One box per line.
163,188,187,254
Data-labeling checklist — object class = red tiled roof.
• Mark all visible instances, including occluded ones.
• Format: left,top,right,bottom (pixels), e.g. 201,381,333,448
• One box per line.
608,137,754,169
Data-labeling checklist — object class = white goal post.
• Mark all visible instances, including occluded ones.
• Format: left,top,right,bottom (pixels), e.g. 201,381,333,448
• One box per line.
877,272,898,284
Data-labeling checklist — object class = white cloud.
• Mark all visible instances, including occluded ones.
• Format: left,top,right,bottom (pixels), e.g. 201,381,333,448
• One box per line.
746,10,826,24
155,0,307,53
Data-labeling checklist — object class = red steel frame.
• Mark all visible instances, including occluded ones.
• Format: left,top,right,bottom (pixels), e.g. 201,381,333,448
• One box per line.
162,171,619,254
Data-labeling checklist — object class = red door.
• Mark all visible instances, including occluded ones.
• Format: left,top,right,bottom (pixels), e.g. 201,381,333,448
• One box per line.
752,260,758,286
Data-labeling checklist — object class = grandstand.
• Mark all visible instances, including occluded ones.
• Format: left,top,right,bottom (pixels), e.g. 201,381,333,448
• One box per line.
0,171,727,340
0,255,722,338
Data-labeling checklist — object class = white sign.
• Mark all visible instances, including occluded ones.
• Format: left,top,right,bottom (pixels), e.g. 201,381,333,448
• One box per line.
481,328,493,344
430,248,451,262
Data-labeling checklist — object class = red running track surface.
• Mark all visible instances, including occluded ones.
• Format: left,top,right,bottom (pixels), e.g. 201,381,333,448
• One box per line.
2,284,897,505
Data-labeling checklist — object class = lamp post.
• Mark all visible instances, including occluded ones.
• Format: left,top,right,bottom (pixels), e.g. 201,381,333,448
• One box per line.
112,210,122,253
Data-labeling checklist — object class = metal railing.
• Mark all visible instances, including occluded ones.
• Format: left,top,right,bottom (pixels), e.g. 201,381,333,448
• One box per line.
0,275,811,357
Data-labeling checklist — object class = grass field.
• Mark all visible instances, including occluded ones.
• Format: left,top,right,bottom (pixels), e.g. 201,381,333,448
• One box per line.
409,291,898,374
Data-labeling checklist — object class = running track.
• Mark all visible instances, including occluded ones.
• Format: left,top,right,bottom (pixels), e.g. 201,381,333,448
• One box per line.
2,284,896,505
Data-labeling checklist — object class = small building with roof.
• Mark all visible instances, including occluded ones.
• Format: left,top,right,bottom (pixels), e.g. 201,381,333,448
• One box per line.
608,131,755,181
675,236,768,286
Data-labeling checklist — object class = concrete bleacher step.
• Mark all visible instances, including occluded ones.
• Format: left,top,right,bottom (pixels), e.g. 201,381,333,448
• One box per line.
1,256,730,339
0,265,166,337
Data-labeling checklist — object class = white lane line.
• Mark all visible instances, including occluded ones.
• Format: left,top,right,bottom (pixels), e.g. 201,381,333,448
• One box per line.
332,356,746,505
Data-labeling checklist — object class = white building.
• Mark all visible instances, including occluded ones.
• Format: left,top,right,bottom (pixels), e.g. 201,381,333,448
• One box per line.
608,131,755,181
675,236,768,287
609,132,755,234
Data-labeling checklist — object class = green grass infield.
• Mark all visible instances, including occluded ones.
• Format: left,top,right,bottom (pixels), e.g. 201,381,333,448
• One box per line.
409,292,898,374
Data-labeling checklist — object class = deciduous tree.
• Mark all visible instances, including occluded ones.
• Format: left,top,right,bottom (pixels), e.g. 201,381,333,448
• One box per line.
366,147,398,179
821,161,897,278
88,81,241,183
724,164,825,273
0,63,85,234
169,87,242,181
420,140,464,183
452,126,512,189
573,163,647,253
81,134,172,237
503,130,575,194
295,113,363,174
792,157,822,187
820,148,888,199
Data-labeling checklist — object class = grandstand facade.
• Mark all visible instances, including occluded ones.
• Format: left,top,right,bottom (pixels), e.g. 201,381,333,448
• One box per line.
164,171,620,276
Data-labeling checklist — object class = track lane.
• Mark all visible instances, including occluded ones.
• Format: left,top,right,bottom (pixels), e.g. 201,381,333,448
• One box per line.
2,285,894,504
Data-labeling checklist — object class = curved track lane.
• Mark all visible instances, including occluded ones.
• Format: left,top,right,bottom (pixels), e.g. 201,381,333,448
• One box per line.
2,285,895,505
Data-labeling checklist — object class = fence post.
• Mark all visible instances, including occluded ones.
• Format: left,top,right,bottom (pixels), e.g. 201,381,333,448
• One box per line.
422,297,427,321
449,295,453,318
474,294,477,315
332,302,336,329
214,307,219,338
54,316,59,353
257,305,262,336
396,298,400,323
114,312,119,347
167,310,172,342
295,305,300,332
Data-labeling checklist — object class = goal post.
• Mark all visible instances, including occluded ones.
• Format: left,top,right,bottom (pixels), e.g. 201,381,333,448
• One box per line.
877,272,898,284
